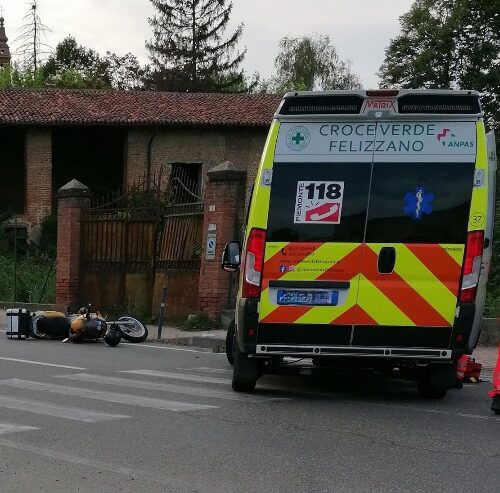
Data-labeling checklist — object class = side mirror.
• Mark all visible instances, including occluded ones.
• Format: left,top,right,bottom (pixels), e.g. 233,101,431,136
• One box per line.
222,241,241,272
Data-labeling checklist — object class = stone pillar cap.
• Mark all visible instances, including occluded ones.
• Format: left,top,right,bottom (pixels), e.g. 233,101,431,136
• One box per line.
57,179,92,198
207,161,245,181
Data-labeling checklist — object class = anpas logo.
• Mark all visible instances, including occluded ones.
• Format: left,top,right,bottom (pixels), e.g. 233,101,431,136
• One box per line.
436,127,474,149
286,126,311,151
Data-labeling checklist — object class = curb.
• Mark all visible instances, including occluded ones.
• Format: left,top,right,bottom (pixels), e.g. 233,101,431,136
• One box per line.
146,327,226,352
168,336,226,351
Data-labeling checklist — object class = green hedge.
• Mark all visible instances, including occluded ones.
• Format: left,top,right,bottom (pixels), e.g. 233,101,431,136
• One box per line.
0,215,56,304
0,254,55,304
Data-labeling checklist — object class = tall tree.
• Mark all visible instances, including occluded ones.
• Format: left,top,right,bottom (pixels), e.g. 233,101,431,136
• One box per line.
43,37,145,89
146,0,246,92
379,0,500,130
14,0,51,70
380,0,500,316
43,36,111,86
106,52,146,90
263,34,361,93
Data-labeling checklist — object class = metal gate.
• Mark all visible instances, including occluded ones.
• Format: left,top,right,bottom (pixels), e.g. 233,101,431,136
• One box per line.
80,171,204,317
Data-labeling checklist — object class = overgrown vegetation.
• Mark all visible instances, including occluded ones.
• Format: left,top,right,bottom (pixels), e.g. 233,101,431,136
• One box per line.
379,0,500,317
485,174,500,317
0,215,56,304
182,312,216,331
260,34,361,93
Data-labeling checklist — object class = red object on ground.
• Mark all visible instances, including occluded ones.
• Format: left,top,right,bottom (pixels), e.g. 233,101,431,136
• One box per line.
488,343,500,398
464,358,482,381
457,354,468,382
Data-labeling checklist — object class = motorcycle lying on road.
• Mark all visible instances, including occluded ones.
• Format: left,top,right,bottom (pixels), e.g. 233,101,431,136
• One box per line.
30,305,148,345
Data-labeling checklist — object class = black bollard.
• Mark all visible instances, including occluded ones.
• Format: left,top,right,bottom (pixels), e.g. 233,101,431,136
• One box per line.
157,286,167,340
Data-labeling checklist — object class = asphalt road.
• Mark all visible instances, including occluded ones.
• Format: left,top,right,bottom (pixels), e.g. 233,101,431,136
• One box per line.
0,337,498,493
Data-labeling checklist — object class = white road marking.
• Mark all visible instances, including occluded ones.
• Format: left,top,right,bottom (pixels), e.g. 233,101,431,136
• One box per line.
120,369,230,384
0,396,130,422
378,402,500,421
0,439,187,488
0,356,86,370
180,367,233,374
0,422,39,435
56,373,286,402
0,379,217,412
121,342,222,354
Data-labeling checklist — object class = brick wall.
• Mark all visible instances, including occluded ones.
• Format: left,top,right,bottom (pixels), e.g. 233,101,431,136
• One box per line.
23,128,52,240
125,126,267,200
198,163,246,320
55,184,90,310
223,127,269,204
12,124,267,241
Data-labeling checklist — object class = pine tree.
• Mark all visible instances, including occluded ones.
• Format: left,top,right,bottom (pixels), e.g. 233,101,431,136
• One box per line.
146,0,246,92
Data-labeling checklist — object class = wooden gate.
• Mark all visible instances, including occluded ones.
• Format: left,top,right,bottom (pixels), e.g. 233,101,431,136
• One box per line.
80,173,204,319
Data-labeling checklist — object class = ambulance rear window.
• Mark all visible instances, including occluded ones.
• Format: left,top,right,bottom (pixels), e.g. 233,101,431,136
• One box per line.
267,162,371,242
365,162,475,244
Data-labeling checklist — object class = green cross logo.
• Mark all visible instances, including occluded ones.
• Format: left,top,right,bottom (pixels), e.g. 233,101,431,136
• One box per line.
292,131,305,145
286,126,311,151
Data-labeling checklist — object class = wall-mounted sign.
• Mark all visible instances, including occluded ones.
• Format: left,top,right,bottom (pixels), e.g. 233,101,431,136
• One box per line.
206,233,217,260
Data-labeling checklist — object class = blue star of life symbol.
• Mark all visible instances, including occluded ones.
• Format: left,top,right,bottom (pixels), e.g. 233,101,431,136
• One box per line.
403,186,435,220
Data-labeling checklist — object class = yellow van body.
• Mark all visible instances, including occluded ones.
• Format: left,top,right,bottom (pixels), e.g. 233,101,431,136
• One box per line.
230,90,496,395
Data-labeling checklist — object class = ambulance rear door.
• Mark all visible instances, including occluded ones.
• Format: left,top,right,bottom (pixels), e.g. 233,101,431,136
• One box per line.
257,121,375,347
353,120,478,349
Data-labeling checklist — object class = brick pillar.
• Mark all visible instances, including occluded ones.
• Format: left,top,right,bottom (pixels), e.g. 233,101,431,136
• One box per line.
55,180,91,311
25,128,52,240
199,161,246,321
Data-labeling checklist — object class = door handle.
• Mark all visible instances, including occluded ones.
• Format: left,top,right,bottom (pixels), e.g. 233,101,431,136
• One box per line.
378,247,396,274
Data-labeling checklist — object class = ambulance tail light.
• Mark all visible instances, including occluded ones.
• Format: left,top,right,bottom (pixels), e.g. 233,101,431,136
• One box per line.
242,228,266,298
366,90,399,97
459,231,484,302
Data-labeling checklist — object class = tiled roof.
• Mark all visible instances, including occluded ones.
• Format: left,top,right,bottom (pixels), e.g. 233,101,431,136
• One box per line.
0,89,282,127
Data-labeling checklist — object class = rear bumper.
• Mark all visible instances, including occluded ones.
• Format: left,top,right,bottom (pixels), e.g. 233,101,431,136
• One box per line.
256,344,452,360
236,297,475,360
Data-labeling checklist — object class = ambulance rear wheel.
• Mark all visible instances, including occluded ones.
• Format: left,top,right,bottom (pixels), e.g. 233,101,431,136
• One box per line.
417,363,456,399
417,381,448,399
225,320,235,366
232,345,259,392
492,396,500,415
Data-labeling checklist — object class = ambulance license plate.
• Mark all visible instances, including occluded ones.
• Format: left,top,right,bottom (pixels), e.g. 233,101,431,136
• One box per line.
277,290,338,306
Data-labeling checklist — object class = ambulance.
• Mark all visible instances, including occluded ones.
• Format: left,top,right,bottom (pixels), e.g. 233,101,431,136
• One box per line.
222,89,497,398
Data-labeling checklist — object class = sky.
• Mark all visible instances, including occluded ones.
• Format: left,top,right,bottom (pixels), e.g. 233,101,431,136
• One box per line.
1,0,415,88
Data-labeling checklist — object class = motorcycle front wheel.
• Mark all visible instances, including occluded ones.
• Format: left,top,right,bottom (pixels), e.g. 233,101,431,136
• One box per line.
116,317,148,343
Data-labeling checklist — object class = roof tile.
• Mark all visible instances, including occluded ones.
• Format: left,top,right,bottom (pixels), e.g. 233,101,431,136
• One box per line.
0,89,282,127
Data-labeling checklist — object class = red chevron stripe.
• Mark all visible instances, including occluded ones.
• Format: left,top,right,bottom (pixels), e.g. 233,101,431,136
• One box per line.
361,247,451,327
261,243,323,291
316,244,364,281
331,305,377,326
260,306,311,324
353,305,378,325
405,244,462,295
330,305,356,325
261,242,453,327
